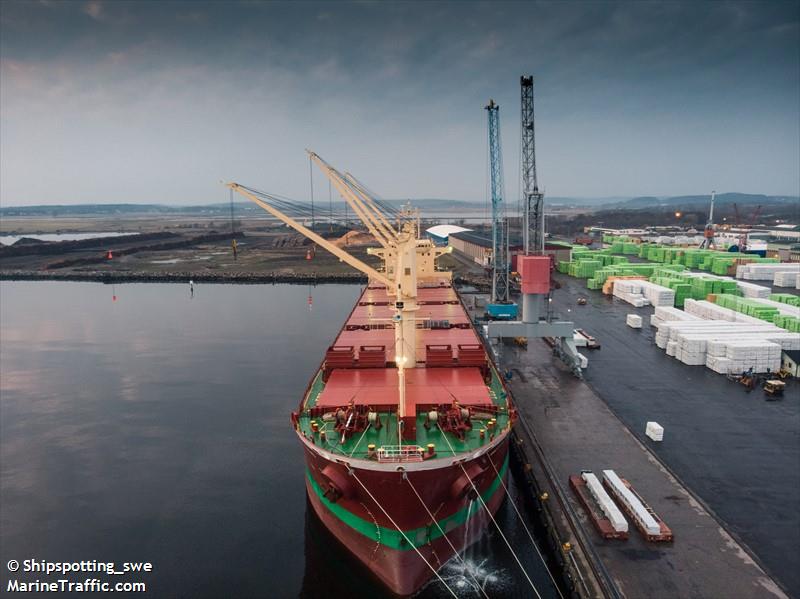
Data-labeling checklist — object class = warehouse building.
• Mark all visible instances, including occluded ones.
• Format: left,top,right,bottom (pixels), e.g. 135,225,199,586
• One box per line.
425,224,471,246
449,230,572,268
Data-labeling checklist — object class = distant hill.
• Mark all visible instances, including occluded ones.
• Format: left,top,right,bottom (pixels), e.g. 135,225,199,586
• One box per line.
546,196,633,206
0,199,486,218
1,193,795,217
617,193,798,210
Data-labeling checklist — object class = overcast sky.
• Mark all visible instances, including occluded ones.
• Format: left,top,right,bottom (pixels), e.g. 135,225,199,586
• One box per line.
1,1,798,206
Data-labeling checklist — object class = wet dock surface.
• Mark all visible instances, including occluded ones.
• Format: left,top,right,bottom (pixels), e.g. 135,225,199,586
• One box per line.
474,273,798,598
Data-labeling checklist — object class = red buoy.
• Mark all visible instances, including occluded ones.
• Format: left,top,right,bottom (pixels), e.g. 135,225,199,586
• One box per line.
106,250,113,260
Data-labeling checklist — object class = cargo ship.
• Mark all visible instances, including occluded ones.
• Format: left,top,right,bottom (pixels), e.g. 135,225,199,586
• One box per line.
229,154,516,595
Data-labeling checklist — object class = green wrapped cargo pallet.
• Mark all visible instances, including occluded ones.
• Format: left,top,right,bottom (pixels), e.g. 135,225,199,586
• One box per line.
715,294,780,322
773,315,800,332
770,293,800,308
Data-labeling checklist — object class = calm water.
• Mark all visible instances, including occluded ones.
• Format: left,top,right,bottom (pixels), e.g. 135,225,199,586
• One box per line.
0,281,558,598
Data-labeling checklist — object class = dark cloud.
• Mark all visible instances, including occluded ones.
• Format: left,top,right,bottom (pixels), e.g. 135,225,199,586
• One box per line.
1,0,797,205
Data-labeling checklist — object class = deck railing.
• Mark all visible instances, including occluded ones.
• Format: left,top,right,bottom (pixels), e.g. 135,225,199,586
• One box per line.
376,445,425,463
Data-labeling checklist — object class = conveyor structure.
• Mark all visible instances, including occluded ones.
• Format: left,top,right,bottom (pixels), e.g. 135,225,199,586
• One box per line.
485,255,585,376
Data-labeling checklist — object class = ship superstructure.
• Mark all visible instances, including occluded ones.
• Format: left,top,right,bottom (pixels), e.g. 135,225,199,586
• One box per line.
228,153,516,595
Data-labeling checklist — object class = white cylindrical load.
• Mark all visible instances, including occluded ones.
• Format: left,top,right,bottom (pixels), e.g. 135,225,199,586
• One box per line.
581,471,628,533
602,469,661,536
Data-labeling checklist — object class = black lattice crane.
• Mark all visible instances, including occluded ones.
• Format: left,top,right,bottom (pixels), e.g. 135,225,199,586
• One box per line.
521,76,544,254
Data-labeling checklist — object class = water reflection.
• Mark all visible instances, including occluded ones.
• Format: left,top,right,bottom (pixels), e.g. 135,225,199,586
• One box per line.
1,281,558,598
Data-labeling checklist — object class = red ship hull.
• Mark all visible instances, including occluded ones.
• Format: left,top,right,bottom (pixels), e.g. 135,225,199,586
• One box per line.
303,438,510,595
294,281,516,595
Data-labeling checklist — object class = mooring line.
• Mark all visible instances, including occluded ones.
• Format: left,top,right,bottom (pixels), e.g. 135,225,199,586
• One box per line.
348,423,371,457
437,426,542,599
404,472,491,599
487,454,565,599
348,469,460,598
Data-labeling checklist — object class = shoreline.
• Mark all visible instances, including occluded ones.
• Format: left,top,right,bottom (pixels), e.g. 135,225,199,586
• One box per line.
0,270,489,288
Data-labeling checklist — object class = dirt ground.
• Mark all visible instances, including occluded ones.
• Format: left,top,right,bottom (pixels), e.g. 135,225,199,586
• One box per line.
0,216,486,281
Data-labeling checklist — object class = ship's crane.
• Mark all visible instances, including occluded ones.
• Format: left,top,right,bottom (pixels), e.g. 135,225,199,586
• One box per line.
698,190,716,249
227,152,452,442
485,100,517,320
520,76,545,255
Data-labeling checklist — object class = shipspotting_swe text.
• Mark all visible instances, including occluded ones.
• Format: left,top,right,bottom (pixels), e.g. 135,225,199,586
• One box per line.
12,559,152,575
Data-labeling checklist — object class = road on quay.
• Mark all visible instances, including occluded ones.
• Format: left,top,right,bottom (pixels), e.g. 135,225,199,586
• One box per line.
548,272,799,597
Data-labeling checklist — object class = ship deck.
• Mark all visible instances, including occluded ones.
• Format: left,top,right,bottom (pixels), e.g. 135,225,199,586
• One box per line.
295,283,512,457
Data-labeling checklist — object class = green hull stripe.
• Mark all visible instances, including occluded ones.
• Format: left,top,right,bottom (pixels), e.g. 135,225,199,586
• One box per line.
307,456,509,551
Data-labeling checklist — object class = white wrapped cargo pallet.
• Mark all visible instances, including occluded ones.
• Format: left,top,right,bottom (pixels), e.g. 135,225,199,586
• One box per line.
653,318,793,372
653,306,702,322
651,312,705,345
771,272,797,288
645,421,664,441
626,314,643,328
581,472,628,533
684,299,764,324
602,470,661,536
662,321,782,339
736,281,771,299
736,263,800,281
706,355,733,374
612,280,649,307
638,281,675,307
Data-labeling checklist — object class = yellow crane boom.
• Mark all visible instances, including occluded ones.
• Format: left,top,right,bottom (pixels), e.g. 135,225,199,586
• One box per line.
226,183,394,289
307,151,397,248
344,173,397,240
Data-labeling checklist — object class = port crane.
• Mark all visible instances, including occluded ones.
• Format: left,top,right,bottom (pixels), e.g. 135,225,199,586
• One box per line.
481,79,584,376
520,76,544,255
698,190,716,249
485,100,517,320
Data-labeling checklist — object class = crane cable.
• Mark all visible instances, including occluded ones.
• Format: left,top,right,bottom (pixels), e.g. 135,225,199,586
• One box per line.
403,473,491,599
486,458,565,599
238,184,353,226
229,187,238,260
347,469,459,599
437,426,542,599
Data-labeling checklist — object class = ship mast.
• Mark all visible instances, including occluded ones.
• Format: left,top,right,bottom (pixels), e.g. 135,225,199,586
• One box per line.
227,151,451,442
